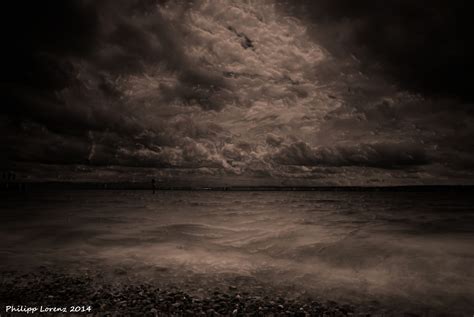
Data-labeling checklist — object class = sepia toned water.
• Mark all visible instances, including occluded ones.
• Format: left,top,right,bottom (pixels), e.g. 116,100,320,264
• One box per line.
1,190,474,314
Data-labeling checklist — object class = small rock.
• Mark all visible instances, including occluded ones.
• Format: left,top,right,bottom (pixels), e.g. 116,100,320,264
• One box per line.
114,268,127,275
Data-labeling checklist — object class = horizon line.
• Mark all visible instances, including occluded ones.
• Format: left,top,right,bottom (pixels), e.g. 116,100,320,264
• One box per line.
2,182,474,192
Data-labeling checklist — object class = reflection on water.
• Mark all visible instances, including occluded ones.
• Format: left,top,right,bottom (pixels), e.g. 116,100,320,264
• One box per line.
1,190,474,313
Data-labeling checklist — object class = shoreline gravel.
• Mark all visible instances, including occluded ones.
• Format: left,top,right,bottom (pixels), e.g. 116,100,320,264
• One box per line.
0,268,456,316
0,269,365,316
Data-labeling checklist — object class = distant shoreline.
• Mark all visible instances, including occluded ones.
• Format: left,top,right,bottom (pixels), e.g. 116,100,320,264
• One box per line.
1,182,474,192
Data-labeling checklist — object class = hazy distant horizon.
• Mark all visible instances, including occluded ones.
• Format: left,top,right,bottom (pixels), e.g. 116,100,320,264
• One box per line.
3,180,474,191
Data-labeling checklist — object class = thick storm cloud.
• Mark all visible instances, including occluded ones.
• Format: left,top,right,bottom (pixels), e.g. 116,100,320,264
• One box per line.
1,0,473,185
282,0,474,100
272,142,430,169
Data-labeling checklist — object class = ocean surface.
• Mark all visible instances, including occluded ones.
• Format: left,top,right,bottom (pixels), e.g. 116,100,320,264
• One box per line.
1,190,473,314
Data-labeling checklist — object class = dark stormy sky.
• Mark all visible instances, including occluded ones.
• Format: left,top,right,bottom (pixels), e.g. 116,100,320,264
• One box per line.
2,0,474,185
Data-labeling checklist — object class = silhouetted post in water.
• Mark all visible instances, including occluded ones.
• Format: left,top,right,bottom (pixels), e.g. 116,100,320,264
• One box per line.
151,178,156,194
5,171,15,190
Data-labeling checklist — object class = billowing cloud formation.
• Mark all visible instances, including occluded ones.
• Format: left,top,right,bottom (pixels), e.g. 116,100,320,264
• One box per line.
273,142,429,169
1,0,474,185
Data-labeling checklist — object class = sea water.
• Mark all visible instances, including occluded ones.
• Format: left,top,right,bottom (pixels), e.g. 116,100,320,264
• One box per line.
1,190,473,314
